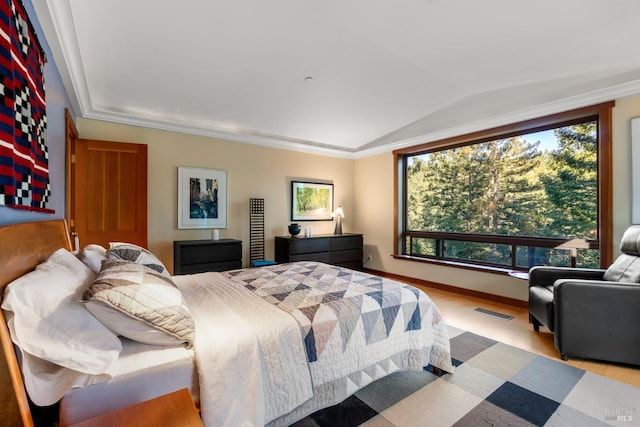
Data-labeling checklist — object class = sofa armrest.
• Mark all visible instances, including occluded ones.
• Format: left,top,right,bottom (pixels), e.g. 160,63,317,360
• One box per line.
528,266,605,287
554,279,640,304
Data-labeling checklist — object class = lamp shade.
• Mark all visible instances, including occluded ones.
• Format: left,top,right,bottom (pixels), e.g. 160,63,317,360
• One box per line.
331,206,344,218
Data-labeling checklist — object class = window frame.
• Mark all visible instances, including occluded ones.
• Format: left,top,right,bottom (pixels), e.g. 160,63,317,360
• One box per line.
393,102,614,272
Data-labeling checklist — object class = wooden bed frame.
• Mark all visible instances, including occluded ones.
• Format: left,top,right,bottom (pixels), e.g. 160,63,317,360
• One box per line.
0,219,72,427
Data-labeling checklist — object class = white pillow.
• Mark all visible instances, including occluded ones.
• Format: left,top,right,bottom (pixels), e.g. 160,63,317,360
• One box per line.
1,249,123,405
83,259,195,347
77,244,107,274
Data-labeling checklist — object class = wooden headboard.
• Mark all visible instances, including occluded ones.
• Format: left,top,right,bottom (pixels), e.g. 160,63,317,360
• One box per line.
0,219,72,427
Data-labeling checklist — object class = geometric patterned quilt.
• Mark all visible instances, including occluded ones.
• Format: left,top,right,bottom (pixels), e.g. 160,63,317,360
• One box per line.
0,0,51,213
223,261,439,363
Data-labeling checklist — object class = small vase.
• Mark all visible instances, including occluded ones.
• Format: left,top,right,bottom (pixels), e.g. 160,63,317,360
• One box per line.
288,223,301,237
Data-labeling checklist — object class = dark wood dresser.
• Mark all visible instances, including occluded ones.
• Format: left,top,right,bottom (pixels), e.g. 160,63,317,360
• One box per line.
275,233,363,270
173,239,242,274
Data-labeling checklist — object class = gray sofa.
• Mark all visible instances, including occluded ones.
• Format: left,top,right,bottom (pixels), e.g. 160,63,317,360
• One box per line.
528,225,640,365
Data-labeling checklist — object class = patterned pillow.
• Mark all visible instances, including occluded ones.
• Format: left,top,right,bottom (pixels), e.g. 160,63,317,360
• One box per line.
108,242,170,277
83,259,195,347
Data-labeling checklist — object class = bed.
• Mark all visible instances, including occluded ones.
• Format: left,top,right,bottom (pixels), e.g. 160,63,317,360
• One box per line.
0,219,452,427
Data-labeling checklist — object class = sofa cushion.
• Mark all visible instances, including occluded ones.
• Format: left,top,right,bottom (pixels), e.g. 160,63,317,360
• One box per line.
619,225,640,256
603,253,640,282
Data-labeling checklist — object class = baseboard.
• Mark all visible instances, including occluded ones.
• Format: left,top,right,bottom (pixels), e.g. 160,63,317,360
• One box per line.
364,268,528,308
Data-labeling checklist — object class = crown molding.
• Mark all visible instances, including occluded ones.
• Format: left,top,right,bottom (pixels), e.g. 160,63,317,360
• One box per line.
82,109,359,159
77,77,640,160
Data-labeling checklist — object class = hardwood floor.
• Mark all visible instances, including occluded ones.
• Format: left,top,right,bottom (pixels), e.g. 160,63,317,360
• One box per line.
409,282,640,388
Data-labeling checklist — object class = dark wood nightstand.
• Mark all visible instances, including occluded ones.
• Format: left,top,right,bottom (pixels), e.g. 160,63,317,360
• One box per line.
174,239,242,274
61,388,202,427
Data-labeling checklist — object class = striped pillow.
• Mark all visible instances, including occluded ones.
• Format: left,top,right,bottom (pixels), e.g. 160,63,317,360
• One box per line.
108,242,170,277
83,259,195,347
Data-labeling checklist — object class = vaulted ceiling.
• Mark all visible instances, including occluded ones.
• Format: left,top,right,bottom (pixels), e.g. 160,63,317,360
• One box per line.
34,0,640,158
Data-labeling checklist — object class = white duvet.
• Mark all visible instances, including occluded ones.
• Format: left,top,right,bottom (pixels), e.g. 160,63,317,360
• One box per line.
174,273,313,427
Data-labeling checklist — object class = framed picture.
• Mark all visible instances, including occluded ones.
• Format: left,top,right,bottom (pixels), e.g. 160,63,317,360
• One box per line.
291,181,333,221
178,166,227,229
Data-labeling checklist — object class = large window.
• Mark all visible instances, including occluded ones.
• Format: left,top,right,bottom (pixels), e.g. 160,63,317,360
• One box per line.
394,103,614,272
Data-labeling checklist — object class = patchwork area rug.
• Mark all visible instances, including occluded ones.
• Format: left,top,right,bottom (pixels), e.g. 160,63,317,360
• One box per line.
293,326,640,426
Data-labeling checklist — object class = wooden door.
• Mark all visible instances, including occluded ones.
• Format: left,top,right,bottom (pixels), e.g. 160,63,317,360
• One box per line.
71,138,148,248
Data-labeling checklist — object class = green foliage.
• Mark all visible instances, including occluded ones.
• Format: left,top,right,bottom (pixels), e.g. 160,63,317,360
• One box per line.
539,123,598,240
406,122,598,267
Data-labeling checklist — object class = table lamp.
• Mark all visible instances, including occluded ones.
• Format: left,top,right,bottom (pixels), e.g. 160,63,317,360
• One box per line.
331,205,344,235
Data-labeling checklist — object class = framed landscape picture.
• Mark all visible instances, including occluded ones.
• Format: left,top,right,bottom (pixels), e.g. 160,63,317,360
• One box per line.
291,181,333,221
178,166,227,229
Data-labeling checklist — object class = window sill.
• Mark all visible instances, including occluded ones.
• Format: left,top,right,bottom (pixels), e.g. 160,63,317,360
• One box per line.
392,254,527,277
